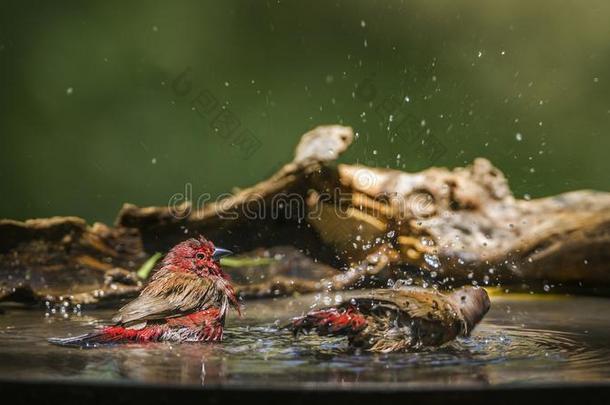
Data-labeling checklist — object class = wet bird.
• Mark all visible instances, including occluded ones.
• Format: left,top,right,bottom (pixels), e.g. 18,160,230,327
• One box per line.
49,236,239,347
287,285,490,353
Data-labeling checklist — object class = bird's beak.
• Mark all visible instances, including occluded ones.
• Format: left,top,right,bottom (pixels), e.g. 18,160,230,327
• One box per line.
212,247,234,261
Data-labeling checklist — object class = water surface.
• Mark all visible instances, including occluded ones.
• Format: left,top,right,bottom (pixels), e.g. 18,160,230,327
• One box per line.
0,293,609,389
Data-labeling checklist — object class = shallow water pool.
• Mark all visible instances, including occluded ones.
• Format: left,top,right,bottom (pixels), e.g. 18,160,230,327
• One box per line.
0,293,609,389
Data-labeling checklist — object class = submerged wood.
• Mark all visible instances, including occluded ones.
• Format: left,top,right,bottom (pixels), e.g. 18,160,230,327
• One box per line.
1,125,609,305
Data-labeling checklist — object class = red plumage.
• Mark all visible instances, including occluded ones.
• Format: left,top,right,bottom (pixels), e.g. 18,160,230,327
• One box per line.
290,306,367,336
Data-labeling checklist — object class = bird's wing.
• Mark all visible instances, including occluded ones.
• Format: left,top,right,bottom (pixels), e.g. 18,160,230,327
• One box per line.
346,288,459,324
341,288,467,346
112,269,221,327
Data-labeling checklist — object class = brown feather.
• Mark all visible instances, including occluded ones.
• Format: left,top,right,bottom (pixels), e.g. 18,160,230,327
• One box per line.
112,267,223,327
346,287,462,322
339,287,468,347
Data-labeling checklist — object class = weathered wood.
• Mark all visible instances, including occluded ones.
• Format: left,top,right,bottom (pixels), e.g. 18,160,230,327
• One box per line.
1,124,609,305
331,162,610,288
0,218,144,305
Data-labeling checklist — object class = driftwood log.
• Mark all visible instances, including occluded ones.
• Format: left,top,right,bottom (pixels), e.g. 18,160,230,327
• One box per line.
1,125,609,305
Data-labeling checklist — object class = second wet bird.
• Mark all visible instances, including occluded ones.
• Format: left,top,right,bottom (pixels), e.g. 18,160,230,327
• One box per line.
288,285,490,352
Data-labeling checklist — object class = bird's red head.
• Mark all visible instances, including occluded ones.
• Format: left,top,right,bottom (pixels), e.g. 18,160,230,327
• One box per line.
162,235,233,279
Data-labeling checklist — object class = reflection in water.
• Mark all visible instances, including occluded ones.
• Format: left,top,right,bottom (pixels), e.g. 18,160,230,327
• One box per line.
0,294,609,388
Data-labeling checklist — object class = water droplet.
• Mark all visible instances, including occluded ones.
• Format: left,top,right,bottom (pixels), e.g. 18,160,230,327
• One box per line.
151,158,157,164
66,87,74,95
515,132,523,141
360,20,366,28
424,254,441,269
224,81,230,87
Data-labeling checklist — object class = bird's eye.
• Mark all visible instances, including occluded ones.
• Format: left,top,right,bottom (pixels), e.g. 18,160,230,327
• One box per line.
195,253,205,260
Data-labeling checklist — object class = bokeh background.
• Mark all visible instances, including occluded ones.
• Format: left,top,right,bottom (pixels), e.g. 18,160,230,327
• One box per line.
1,0,609,224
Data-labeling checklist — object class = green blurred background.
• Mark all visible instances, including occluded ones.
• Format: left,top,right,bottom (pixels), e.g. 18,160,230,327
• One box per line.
1,0,609,224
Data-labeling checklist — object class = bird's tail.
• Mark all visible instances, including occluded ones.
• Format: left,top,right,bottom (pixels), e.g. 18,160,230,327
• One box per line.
48,331,109,348
285,306,367,337
48,325,160,347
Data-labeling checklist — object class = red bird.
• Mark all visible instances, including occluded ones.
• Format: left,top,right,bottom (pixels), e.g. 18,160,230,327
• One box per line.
49,236,239,347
